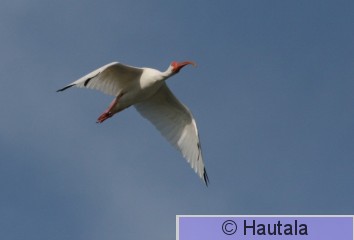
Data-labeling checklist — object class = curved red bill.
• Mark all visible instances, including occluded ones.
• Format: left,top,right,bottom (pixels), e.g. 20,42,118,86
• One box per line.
172,61,197,73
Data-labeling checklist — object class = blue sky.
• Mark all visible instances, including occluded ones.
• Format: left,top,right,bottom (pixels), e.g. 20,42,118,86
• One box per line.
1,0,353,239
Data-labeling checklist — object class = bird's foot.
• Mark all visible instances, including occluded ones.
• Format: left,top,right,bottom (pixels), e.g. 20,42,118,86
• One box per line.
96,111,112,123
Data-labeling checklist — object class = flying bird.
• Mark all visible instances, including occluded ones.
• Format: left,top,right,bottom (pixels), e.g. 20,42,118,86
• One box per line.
57,61,209,186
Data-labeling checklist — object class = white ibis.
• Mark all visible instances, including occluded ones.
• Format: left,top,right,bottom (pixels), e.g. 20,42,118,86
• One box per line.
57,61,209,186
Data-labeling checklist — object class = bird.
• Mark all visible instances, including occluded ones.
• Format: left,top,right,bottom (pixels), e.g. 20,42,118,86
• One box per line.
57,61,209,186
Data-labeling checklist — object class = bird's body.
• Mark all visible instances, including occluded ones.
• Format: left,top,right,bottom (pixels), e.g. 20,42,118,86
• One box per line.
57,61,209,185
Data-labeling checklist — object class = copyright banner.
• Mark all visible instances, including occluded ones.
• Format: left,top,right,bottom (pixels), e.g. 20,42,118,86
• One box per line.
177,215,353,240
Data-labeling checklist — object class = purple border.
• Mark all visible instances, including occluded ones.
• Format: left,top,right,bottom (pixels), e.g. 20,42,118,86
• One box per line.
178,216,353,240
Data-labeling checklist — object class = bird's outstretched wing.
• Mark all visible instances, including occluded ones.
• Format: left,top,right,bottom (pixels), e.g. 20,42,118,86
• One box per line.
134,83,209,185
57,62,143,96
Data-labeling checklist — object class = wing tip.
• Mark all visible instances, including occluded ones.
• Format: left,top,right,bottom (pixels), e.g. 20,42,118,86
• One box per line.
203,168,209,187
56,84,75,92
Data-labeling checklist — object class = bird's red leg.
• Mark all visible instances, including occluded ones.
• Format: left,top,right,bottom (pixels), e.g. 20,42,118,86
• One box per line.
96,93,124,123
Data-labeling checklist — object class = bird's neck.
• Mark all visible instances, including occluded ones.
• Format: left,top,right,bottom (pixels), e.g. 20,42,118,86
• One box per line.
160,66,175,80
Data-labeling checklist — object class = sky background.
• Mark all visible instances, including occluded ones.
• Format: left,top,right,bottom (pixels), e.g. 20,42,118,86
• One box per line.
1,0,353,239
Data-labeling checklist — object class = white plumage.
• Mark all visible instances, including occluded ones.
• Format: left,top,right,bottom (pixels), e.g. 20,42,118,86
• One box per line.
57,61,209,185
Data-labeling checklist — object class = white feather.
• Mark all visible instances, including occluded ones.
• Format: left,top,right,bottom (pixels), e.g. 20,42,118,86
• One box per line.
135,83,208,184
58,62,143,96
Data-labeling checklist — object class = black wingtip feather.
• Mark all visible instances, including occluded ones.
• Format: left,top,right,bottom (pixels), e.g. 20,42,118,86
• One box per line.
203,168,209,187
84,74,98,87
56,84,75,92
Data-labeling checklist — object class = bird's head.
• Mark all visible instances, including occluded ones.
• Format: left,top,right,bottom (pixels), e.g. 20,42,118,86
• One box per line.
170,61,196,74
